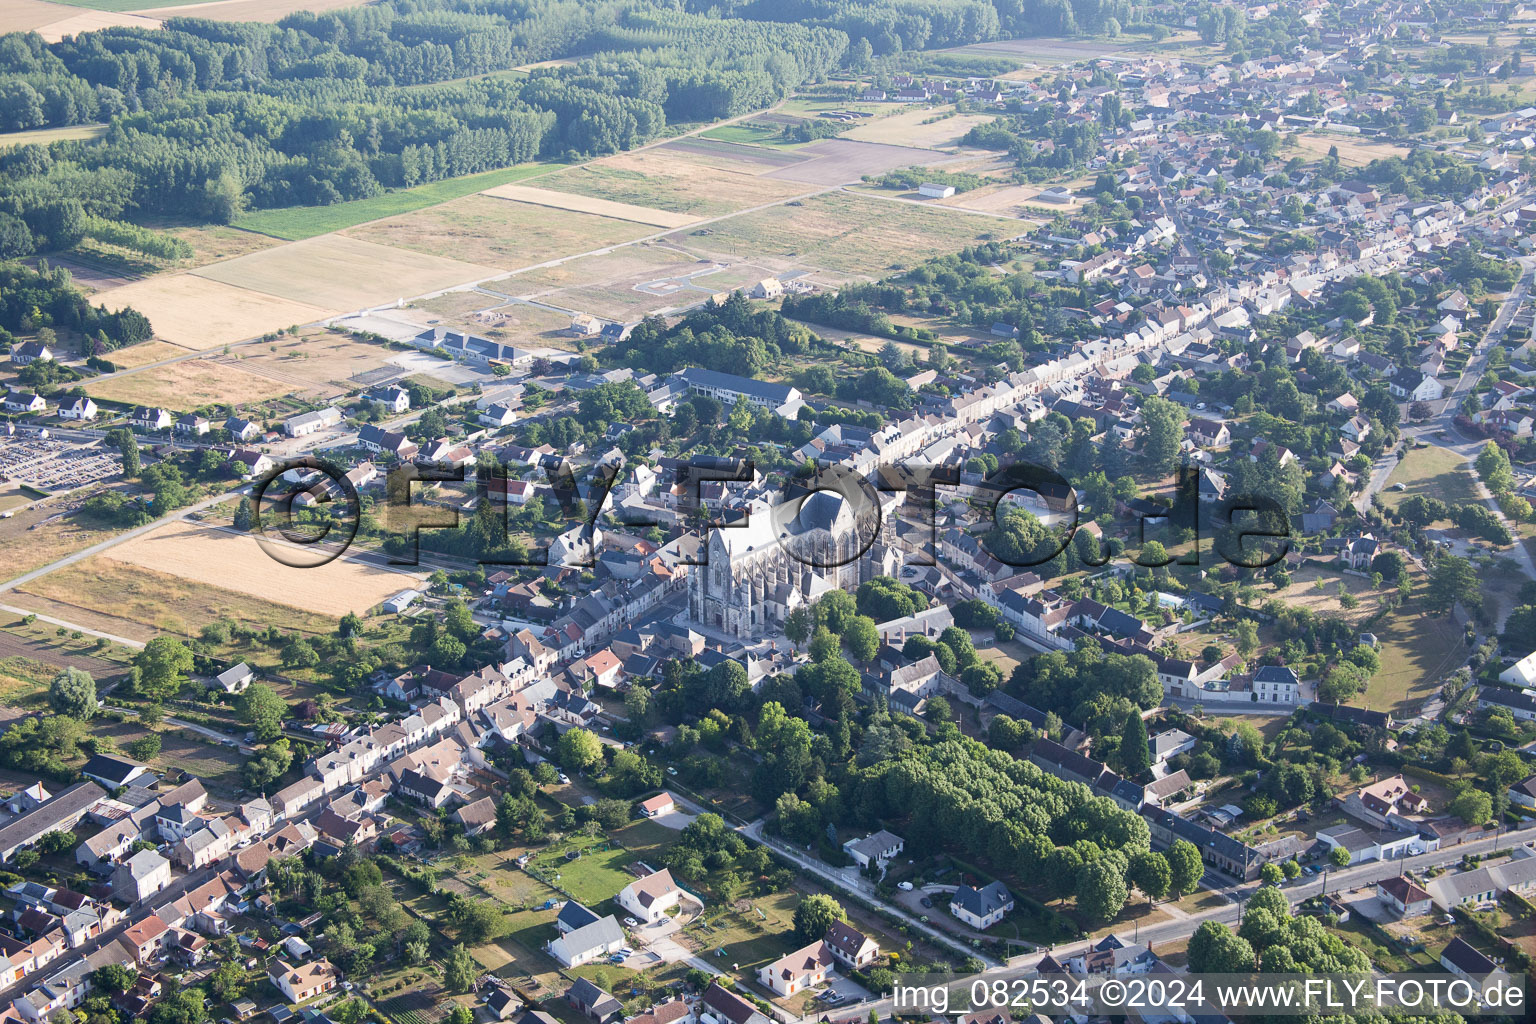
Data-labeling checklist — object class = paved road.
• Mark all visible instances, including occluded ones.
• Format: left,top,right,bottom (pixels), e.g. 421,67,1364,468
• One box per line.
835,823,1536,1023
737,818,1004,969
1354,452,1398,514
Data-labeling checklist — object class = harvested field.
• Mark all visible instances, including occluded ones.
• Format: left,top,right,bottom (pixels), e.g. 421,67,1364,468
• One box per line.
670,189,1004,277
0,489,135,584
507,244,698,296
105,341,195,369
665,137,808,168
87,358,289,410
130,0,367,19
18,4,162,40
192,234,499,311
941,36,1134,64
229,332,396,392
0,0,81,30
937,182,1080,215
0,123,107,149
1290,133,1411,167
345,194,651,271
761,138,964,185
534,149,811,217
38,254,139,295
479,183,698,228
841,108,996,149
12,553,338,640
99,520,424,618
92,275,331,350
170,223,286,268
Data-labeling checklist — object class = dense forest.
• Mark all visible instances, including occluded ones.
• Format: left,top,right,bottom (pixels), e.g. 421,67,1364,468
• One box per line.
0,1,850,259
0,262,151,353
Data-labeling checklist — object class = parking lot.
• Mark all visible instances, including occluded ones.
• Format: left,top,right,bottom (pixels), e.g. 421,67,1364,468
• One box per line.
0,436,121,492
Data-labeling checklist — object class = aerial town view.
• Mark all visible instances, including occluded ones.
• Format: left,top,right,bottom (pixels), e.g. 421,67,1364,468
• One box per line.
5,0,1536,1022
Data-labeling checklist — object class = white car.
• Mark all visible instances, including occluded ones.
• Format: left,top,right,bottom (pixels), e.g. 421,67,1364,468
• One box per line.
897,881,914,891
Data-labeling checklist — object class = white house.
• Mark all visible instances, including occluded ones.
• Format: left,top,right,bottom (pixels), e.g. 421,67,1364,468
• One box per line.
268,957,338,1003
4,390,45,413
547,915,624,967
209,663,254,694
637,792,676,818
58,397,97,421
1376,876,1433,917
950,881,1013,930
756,940,832,997
918,182,956,199
1499,651,1536,688
283,407,342,438
823,920,879,968
616,868,685,924
842,830,904,870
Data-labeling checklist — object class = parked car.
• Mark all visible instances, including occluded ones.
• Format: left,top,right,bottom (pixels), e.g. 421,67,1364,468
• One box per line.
897,881,914,891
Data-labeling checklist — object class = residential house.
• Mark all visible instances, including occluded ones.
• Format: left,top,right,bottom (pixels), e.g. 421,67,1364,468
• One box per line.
268,958,338,1003
546,914,624,967
823,920,878,969
616,869,685,924
842,830,904,870
113,850,171,904
950,881,1013,931
566,978,623,1024
1376,876,1433,917
1440,937,1496,977
58,398,97,421
756,940,833,997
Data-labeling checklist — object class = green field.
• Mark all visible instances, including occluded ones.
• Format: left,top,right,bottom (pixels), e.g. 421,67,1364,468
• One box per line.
698,123,805,149
1379,445,1477,519
525,819,678,906
234,161,563,241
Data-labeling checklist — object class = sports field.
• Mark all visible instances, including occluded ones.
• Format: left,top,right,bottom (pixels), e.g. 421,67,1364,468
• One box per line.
192,234,499,311
91,275,331,350
87,358,290,409
343,194,653,270
534,149,811,217
97,521,422,618
670,189,1003,277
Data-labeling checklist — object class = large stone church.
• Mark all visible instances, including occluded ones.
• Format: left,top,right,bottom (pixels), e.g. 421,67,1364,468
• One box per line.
688,489,901,639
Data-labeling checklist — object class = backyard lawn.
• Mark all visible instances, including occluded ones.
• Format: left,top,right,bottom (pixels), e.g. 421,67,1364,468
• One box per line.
524,820,679,907
1379,445,1477,523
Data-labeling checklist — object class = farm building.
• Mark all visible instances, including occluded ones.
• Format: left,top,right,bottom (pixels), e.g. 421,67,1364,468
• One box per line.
918,183,956,199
